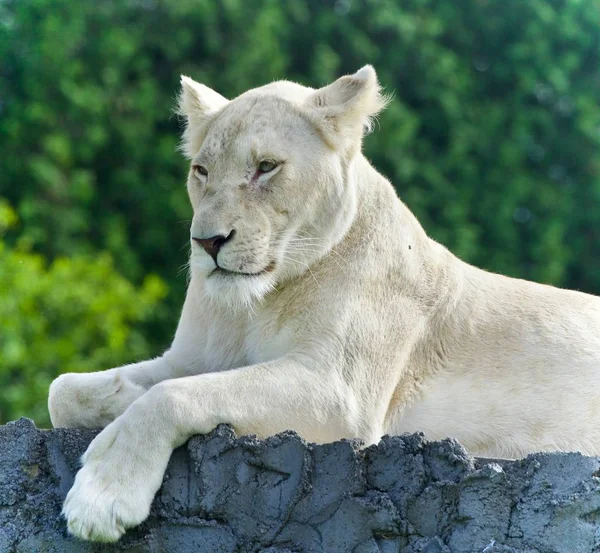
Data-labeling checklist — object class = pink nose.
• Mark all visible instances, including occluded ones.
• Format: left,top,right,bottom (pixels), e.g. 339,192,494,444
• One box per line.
192,230,235,264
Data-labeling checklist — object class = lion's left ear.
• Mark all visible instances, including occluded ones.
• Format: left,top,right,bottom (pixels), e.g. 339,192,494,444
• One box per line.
177,76,229,158
305,65,389,152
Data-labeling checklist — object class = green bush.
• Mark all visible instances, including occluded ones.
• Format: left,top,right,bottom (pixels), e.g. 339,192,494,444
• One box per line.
0,201,166,426
2,0,599,299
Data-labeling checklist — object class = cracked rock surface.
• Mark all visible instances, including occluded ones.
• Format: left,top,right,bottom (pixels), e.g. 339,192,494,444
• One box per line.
1,418,600,552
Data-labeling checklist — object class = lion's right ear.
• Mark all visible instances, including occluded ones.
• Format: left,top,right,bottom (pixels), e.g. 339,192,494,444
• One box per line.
177,76,229,158
304,66,389,154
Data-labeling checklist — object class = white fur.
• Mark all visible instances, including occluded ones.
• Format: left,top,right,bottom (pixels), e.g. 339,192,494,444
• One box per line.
48,65,600,542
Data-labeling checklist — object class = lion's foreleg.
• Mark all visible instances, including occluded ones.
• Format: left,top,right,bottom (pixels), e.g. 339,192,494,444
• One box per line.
63,357,364,541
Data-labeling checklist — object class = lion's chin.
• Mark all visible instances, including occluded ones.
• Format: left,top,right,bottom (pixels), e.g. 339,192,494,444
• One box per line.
201,269,276,310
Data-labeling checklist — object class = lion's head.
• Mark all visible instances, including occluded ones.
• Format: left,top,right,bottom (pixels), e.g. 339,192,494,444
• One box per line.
177,66,388,308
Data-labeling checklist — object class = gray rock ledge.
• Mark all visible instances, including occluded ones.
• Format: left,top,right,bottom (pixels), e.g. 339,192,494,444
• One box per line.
1,417,600,553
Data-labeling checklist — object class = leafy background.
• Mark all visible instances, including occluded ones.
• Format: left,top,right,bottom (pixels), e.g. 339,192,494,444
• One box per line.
1,0,599,426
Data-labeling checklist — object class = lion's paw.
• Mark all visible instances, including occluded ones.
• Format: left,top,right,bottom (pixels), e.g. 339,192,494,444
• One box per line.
62,411,170,542
63,462,151,542
49,370,146,429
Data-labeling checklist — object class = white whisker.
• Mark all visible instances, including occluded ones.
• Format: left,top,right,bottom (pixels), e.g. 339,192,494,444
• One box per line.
284,245,346,272
279,254,322,289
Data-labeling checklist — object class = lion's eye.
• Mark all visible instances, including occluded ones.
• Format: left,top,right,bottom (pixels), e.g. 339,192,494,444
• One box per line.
258,160,277,173
193,165,208,180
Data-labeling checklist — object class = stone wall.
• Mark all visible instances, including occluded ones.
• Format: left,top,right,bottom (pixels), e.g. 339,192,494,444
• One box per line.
1,418,600,553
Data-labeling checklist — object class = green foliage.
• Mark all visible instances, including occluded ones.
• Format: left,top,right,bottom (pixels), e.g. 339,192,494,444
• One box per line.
1,0,600,423
0,200,167,425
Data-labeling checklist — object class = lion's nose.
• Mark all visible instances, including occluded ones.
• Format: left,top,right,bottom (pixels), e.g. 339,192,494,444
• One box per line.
192,230,235,264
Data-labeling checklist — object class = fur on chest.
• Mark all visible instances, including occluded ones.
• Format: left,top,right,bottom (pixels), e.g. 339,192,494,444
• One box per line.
244,319,294,365
203,310,295,370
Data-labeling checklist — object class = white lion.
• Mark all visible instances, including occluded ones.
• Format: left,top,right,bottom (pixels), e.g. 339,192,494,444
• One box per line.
48,66,600,542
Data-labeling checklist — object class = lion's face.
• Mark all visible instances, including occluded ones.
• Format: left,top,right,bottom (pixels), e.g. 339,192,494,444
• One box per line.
178,68,387,307
186,92,346,307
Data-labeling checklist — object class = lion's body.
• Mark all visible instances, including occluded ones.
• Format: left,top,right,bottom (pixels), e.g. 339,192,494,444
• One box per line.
48,67,600,542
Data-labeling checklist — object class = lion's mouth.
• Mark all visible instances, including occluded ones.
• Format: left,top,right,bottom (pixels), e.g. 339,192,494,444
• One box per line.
210,261,276,278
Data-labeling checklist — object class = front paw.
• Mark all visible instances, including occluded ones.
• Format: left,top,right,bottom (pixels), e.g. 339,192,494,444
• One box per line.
49,370,146,429
63,414,170,542
63,464,149,542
